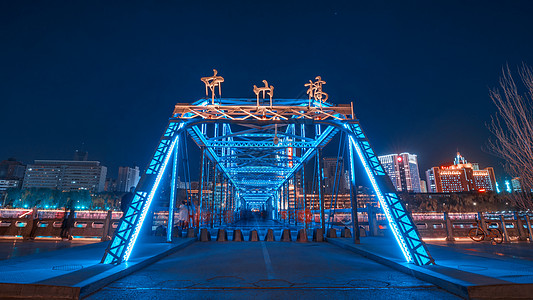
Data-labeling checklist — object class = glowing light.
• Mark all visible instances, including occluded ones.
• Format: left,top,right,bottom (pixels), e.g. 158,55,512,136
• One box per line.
505,180,512,193
122,130,182,262
397,156,402,162
348,134,413,263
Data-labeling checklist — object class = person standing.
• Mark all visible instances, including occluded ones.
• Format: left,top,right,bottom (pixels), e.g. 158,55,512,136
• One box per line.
177,201,188,230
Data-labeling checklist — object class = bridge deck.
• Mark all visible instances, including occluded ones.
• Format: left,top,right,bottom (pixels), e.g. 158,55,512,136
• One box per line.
87,241,457,299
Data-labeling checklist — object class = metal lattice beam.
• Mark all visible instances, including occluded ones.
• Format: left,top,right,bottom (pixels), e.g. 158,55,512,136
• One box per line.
102,97,434,266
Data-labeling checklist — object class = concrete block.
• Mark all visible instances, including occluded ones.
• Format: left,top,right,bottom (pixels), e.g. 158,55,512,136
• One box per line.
216,229,228,241
264,229,275,241
172,226,182,237
249,229,259,241
199,228,211,241
313,228,324,242
341,227,352,238
280,229,292,241
297,229,308,242
186,227,197,238
232,229,243,241
327,228,337,238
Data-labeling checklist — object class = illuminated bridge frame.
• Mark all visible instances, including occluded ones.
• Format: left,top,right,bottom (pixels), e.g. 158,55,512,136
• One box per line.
101,98,434,266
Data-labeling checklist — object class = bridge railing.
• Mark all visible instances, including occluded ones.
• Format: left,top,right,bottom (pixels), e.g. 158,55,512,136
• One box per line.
304,209,533,242
0,209,122,241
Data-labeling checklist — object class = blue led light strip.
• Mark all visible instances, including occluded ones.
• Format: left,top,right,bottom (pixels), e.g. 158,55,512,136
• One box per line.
345,123,433,266
102,122,183,264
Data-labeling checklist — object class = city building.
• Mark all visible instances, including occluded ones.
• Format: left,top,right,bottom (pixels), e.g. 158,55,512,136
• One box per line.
322,157,349,195
105,178,117,192
0,158,26,180
117,166,140,192
23,160,107,192
378,153,422,193
511,177,522,193
425,152,496,193
420,180,428,193
0,179,21,196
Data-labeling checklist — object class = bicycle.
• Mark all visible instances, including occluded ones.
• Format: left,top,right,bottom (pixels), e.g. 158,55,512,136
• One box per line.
468,219,503,244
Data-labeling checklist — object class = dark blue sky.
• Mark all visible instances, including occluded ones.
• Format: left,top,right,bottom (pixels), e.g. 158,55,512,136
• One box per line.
1,1,532,179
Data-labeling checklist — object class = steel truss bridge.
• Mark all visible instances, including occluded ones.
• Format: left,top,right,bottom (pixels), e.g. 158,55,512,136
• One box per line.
102,97,434,266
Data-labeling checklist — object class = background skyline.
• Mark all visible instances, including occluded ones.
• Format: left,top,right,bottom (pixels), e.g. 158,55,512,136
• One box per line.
1,1,533,179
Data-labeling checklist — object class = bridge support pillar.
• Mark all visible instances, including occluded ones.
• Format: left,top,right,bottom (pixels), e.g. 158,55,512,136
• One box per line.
526,216,533,243
101,210,113,241
515,212,527,241
499,215,510,243
368,206,378,237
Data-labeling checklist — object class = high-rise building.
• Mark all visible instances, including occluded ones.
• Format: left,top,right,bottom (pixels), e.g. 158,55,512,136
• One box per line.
322,157,348,195
0,158,26,180
425,152,496,193
420,180,428,193
378,153,422,193
117,166,140,192
511,177,522,193
23,160,107,192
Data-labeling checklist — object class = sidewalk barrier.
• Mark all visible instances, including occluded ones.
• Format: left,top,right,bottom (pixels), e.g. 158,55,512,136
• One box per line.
172,226,182,237
249,229,259,241
264,228,275,241
359,226,366,237
341,227,352,238
199,228,211,241
186,227,197,238
313,228,324,242
232,229,243,241
327,228,337,238
216,228,228,241
280,229,292,241
297,229,308,242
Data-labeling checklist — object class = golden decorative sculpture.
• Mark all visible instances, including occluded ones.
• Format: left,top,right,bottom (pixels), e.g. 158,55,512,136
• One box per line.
304,76,328,106
253,80,274,107
201,69,224,104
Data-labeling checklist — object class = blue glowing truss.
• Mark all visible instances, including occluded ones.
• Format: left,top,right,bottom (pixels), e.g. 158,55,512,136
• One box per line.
102,97,433,266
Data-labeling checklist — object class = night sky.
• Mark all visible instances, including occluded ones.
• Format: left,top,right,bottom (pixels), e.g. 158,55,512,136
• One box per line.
1,1,533,179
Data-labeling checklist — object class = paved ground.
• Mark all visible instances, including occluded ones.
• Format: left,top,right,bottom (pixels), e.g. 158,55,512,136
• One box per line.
0,239,97,260
428,240,533,261
87,241,459,299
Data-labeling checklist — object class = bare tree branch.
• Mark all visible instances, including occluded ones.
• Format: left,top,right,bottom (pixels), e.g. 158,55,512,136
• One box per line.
487,64,533,209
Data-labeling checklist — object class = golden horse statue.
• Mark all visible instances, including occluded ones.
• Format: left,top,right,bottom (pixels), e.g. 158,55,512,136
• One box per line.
253,80,274,107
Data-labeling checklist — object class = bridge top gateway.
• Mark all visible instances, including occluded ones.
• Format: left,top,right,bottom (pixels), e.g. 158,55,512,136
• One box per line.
172,98,354,121
173,71,354,122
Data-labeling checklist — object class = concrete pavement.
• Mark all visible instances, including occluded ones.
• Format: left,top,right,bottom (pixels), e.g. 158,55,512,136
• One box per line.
86,241,459,299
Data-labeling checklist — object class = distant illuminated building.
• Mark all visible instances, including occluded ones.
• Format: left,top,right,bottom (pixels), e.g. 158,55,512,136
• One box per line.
23,160,107,192
511,177,522,193
378,153,422,193
322,157,348,195
425,152,496,193
420,180,428,193
117,166,140,192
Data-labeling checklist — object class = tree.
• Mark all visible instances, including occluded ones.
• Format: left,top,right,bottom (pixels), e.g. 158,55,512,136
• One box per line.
488,64,533,209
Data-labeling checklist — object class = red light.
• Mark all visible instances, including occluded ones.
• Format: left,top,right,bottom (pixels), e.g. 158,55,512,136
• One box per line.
397,156,403,162
478,188,486,193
